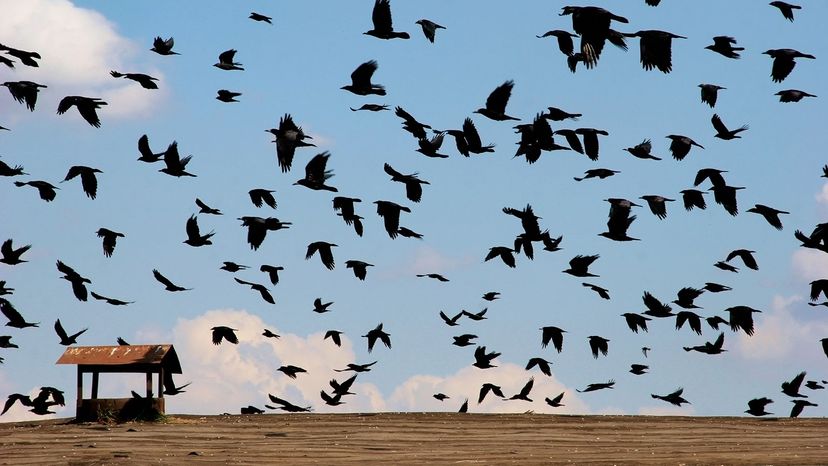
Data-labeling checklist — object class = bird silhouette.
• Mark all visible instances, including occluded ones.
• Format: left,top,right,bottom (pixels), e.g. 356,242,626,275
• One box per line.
588,336,609,358
775,89,816,103
364,0,409,40
485,246,517,268
152,269,191,292
781,371,807,398
260,265,284,285
439,310,463,326
746,204,788,230
216,89,241,102
673,287,704,309
214,49,243,70
745,397,773,416
249,12,272,24
350,104,388,112
680,189,707,211
14,180,59,202
541,326,566,352
56,260,91,301
267,394,311,412
0,239,30,265
249,189,277,209
0,157,26,177
277,365,307,379
342,60,385,96
684,332,726,354
239,217,291,251
335,361,377,373
137,134,165,163
54,319,87,346
0,44,41,67
704,282,732,293
526,358,553,377
473,345,500,369
374,200,410,239
150,36,178,55
726,249,758,270
415,19,444,43
711,114,748,140
220,262,248,273
577,379,615,393
394,107,432,139
433,393,449,402
262,329,280,339
363,323,391,352
95,228,124,257
505,377,535,402
675,311,703,335
462,308,488,321
418,273,449,282
211,326,239,345
574,168,620,182
705,36,743,59
478,383,505,403
630,364,649,375
710,184,745,216
624,139,660,160
624,30,686,73
666,135,704,161
416,132,449,158
2,81,46,111
90,292,133,306
727,306,762,336
546,392,566,407
57,96,107,127
345,260,373,281
622,313,651,333
705,316,729,331
183,215,214,247
0,335,18,348
764,49,815,82
474,80,519,121
699,84,725,108
563,254,599,277
642,291,674,318
324,330,342,346
110,70,158,89
770,1,801,21
583,283,610,300
453,334,477,347
790,399,817,418
295,152,337,192
306,242,337,270
559,6,629,68
537,30,578,56
1,298,39,328
384,163,429,203
267,114,316,173
482,292,501,301
651,388,690,406
234,278,274,304
640,195,675,220
160,142,196,177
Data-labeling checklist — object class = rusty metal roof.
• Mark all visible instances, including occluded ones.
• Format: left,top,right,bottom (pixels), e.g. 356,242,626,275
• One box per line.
56,344,181,373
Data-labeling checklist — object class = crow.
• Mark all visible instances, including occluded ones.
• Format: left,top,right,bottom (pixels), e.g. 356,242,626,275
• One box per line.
622,313,651,333
214,49,243,70
90,292,133,306
14,180,59,202
262,329,280,339
673,287,704,309
684,332,726,354
249,12,272,24
505,377,535,402
151,36,178,55
96,228,124,257
57,96,107,127
267,114,316,173
160,142,196,177
415,19,445,43
473,345,500,369
334,361,377,373
640,195,674,220
588,335,609,358
790,400,818,418
0,44,41,67
211,326,239,345
575,128,609,160
452,334,477,347
474,80,519,121
363,323,391,352
54,319,87,346
324,330,342,346
726,249,758,270
624,30,686,73
221,262,248,273
183,215,214,247
446,118,495,156
234,278,274,304
384,163,429,203
583,283,610,300
810,279,828,302
770,2,802,22
249,189,277,209
0,239,30,265
680,189,707,211
712,114,748,140
478,383,505,403
364,0,409,40
666,135,704,160
483,292,501,301
433,393,449,402
577,380,615,393
267,394,311,412
418,273,449,282
706,316,729,331
320,390,345,406
624,139,660,160
630,364,649,375
277,365,307,379
416,132,449,158
537,30,578,56
763,49,815,82
563,254,599,277
152,269,191,292
462,308,488,321
651,388,690,406
295,152,337,192
526,358,553,377
260,265,284,285
775,89,817,103
1,81,46,111
345,260,373,280
546,392,566,407
137,134,165,163
239,217,291,250
350,104,389,112
394,107,432,139
705,36,743,59
642,291,674,318
574,168,620,182
374,201,411,239
0,157,26,177
709,184,745,216
0,335,18,348
727,306,762,336
342,60,385,96
1,298,39,328
306,242,337,270
62,166,102,199
216,89,241,102
110,71,158,89
782,371,807,398
699,84,725,108
439,311,463,326
485,246,516,268
746,204,788,230
56,260,91,301
559,6,629,68
745,397,773,416
676,311,703,335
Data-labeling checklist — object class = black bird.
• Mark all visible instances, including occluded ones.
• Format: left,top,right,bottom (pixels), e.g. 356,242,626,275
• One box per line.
706,316,729,331
14,180,58,202
537,30,578,56
249,189,277,209
624,139,660,160
57,96,107,127
458,399,469,413
334,361,377,373
63,166,102,199
790,400,818,418
234,278,274,304
433,393,449,402
462,308,488,322
699,84,725,108
805,381,824,390
194,198,221,215
745,397,773,416
770,2,801,22
676,311,703,335
56,260,91,301
712,114,748,140
183,215,214,247
320,390,345,406
418,273,449,282
776,89,817,103
262,329,280,339
160,142,196,177
714,261,739,273
350,104,389,112
673,287,704,309
540,326,566,352
324,330,342,346
162,373,191,396
680,189,707,211
782,371,808,398
822,338,828,359
277,365,307,379
727,306,762,336
416,132,449,158
211,326,239,345
267,114,316,173
295,152,337,192
726,249,758,270
90,292,133,306
374,200,411,239
306,241,337,270
239,217,291,250
577,380,615,393
137,134,165,163
574,168,619,182
705,283,732,294
478,383,505,404
559,6,629,68
0,335,18,348
503,204,542,239
583,283,610,300
810,279,828,302
384,163,429,203
526,358,553,377
345,260,373,281
453,334,477,347
54,319,87,346
394,107,432,139
96,228,124,257
546,392,566,407
575,128,609,161
563,254,599,277
0,157,26,177
485,246,516,268
150,36,178,55
267,394,311,413
651,388,690,406
241,406,264,415
2,81,46,111
364,0,409,40
260,265,284,285
415,19,445,43
0,239,30,265
624,30,686,73
705,36,743,59
216,89,241,102
763,49,815,82
630,364,649,375
2,390,62,416
1,299,39,328
588,336,609,358
214,49,243,70
249,12,272,24
684,332,726,354
447,118,495,156
439,311,463,326
747,204,788,230
640,195,674,220
622,313,651,333
709,184,745,216
544,107,582,121
666,135,704,161
482,292,501,301
342,60,385,96
0,44,41,67
0,281,12,296
474,80,519,121
473,346,500,369
110,70,158,89
363,323,391,353
642,291,674,318
152,269,191,292
506,378,535,402
333,197,362,226
642,347,651,358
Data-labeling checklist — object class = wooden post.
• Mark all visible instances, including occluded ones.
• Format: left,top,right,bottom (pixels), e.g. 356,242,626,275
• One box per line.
91,372,99,399
76,366,83,409
158,367,164,399
146,372,152,398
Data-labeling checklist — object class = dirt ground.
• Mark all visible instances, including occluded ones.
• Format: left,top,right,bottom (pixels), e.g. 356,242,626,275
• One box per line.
1,413,827,465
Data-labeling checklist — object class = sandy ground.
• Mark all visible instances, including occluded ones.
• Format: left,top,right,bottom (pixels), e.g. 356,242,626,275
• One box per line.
1,413,827,465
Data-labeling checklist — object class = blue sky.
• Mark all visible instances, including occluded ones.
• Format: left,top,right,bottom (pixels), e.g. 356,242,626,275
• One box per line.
1,0,827,420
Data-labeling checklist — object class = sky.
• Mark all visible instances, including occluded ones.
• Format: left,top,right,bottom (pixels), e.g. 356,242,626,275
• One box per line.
1,0,827,421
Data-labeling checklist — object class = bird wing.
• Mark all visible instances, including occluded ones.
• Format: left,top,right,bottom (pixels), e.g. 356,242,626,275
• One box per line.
0,239,11,258
371,0,393,33
56,260,76,278
79,170,98,199
185,215,201,239
462,118,484,148
218,49,237,64
351,60,378,87
771,56,795,83
711,114,729,134
54,319,69,341
152,269,175,288
383,163,402,179
56,96,74,115
791,371,806,391
485,80,514,113
76,99,103,127
304,151,330,182
319,244,335,270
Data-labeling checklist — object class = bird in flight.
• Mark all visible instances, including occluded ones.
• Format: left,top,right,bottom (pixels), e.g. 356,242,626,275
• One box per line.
211,326,239,345
214,49,244,71
151,36,178,55
234,278,275,304
763,48,815,82
475,80,519,121
62,166,102,199
95,228,124,257
651,388,690,406
267,114,316,173
57,96,107,127
306,241,337,270
769,1,801,21
1,81,47,111
152,269,191,292
183,215,214,247
295,152,337,192
56,260,91,302
342,60,385,96
415,19,445,43
249,12,272,24
0,239,30,265
110,70,158,89
54,319,87,346
363,323,391,353
364,0,409,40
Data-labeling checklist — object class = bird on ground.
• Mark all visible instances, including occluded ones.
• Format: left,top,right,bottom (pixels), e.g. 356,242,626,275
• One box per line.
90,292,133,306
710,184,745,216
588,336,609,358
747,204,788,230
152,269,191,292
249,189,277,209
350,104,388,112
56,260,91,302
745,397,773,416
782,371,808,398
763,49,815,82
478,383,505,404
277,365,307,379
295,152,337,192
159,142,196,177
374,201,411,239
680,189,707,211
342,60,385,96
183,215,214,247
790,400,817,418
110,71,158,89
699,84,725,108
666,135,704,160
220,262,248,273
505,378,535,402
537,30,578,56
473,345,500,369
770,1,801,21
214,49,243,70
705,36,743,59
474,80,519,121
216,90,241,102
241,406,264,415
1,299,39,328
727,306,762,336
394,107,432,139
384,163,429,203
345,260,373,280
776,89,816,103
234,278,274,304
652,388,690,406
673,287,705,309
0,157,26,177
418,273,449,282
453,334,477,347
482,292,501,301
54,319,87,346
14,180,58,202
249,12,272,24
312,298,333,314
546,392,566,407
640,195,674,220
415,19,444,43
259,265,283,285
462,308,488,321
574,168,619,182
712,114,748,140
416,132,449,158
239,217,291,251
364,0,409,39
622,313,651,333
439,311,463,326
577,380,615,393
559,6,629,68
630,364,649,375
485,246,517,268
726,249,758,270
541,326,566,352
684,332,726,354
334,361,377,373
306,242,337,270
363,323,391,353
0,239,30,265
95,228,124,258
433,393,449,401
526,358,553,377
0,44,40,67
57,96,107,127
624,30,686,73
267,114,316,173
624,139,660,160
1,81,46,111
642,291,674,318
563,254,599,277
583,283,610,300
150,36,178,55
211,326,239,345
676,311,703,335
267,394,311,413
324,330,342,347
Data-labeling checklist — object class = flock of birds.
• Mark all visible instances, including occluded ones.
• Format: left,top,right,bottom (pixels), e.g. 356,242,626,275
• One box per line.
1,0,827,419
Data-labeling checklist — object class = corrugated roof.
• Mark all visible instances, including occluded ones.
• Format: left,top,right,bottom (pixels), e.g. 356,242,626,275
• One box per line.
56,345,181,373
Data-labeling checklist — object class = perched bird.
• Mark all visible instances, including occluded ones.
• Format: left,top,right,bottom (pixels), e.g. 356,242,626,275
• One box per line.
699,84,725,108
211,326,239,345
14,180,59,202
418,273,449,282
1,299,39,328
727,306,762,336
374,201,411,239
110,70,158,89
260,265,284,285
277,365,307,379
770,1,801,21
583,283,610,300
363,323,391,352
726,249,758,270
214,49,243,71
478,383,505,404
624,30,686,73
96,228,124,257
624,139,660,160
790,400,818,418
249,12,272,24
56,260,91,302
152,269,191,292
651,388,690,406
364,0,409,40
711,114,748,140
559,6,629,68
666,135,704,161
630,364,649,375
345,260,373,280
588,335,610,358
474,80,519,121
684,332,726,355
295,152,337,192
239,217,291,250
763,49,815,83
526,358,553,377
267,114,316,173
150,36,178,55
90,292,133,306
782,371,808,398
640,195,674,220
622,313,651,333
216,90,241,102
249,189,277,209
705,36,743,59
537,30,578,56
775,89,817,103
324,330,342,346
159,142,196,177
472,345,501,369
183,215,214,247
415,19,445,43
506,377,535,402
384,163,429,203
546,392,566,407
342,60,385,96
563,254,599,277
745,397,773,416
485,246,517,268
54,319,87,346
56,96,107,127
0,239,30,265
747,204,788,230
577,380,615,393
1,81,47,111
234,278,274,304
306,241,337,270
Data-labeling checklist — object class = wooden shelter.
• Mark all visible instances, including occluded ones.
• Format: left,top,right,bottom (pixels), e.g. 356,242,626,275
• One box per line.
56,344,181,421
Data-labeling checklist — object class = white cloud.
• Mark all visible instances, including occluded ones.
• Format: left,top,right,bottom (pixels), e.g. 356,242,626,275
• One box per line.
791,249,828,282
735,295,828,361
815,183,828,207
